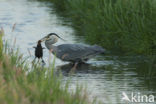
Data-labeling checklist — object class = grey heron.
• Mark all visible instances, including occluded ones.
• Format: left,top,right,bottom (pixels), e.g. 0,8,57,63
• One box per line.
40,33,105,65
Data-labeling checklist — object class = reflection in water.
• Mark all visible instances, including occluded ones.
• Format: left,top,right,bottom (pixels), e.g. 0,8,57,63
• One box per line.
57,63,96,75
0,0,156,103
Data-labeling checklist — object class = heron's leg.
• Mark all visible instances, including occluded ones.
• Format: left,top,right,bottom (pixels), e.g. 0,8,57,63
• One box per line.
71,62,78,72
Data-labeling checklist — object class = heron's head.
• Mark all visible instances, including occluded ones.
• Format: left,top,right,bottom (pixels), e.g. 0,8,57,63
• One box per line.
40,33,65,44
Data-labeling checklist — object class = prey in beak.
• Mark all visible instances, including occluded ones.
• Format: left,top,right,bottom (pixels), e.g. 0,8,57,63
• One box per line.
33,40,45,64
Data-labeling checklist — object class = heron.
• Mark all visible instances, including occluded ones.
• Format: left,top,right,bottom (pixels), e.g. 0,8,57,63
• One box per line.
40,33,105,68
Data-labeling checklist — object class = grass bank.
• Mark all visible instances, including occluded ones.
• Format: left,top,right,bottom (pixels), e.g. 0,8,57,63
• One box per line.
38,0,156,55
0,31,94,104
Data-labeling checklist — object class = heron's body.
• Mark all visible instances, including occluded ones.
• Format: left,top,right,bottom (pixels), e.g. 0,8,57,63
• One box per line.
45,41,105,63
40,33,105,64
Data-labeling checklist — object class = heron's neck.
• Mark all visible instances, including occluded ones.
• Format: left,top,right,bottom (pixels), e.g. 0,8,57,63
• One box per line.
45,41,57,53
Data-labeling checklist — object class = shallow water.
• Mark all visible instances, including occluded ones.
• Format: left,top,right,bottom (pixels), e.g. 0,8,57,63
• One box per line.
0,0,156,103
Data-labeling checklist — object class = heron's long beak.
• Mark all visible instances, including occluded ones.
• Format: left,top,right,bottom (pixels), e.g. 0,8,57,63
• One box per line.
40,36,49,42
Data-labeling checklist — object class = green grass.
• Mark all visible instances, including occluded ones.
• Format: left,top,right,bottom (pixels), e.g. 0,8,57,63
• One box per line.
37,0,156,55
0,32,94,104
0,28,4,58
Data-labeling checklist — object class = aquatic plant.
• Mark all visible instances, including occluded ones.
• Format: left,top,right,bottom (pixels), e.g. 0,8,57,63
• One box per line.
0,27,4,58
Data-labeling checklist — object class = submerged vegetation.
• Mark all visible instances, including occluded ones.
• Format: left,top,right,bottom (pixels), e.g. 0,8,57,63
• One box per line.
38,0,156,55
0,31,93,104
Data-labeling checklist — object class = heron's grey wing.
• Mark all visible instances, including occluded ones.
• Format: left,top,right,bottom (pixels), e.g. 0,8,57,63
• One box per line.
56,44,91,61
56,44,103,61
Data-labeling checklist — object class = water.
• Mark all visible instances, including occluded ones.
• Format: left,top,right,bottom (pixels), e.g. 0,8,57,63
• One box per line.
0,0,156,103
